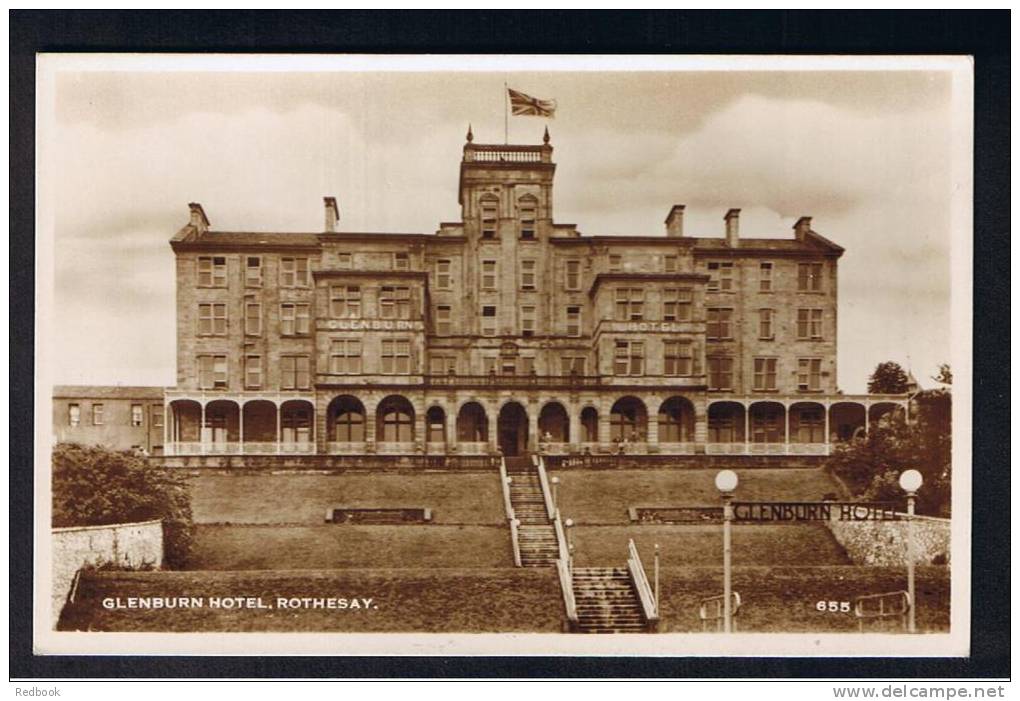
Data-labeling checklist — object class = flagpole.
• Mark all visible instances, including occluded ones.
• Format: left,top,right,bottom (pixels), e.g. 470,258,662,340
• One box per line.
504,80,508,144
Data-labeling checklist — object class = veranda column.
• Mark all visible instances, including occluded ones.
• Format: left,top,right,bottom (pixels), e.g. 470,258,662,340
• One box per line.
783,404,790,454
824,403,831,455
276,405,282,455
239,402,245,455
693,398,708,452
200,402,206,453
743,403,750,455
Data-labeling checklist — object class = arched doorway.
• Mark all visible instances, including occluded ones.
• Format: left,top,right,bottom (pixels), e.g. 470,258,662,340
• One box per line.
580,407,598,444
497,402,528,456
281,399,314,450
204,399,240,452
610,396,647,443
830,402,866,441
658,396,695,443
538,402,569,443
708,402,745,444
242,400,277,453
426,406,446,446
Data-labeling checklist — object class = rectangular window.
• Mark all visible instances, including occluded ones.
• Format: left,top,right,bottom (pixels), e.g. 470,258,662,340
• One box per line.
664,340,694,376
380,286,411,319
798,262,823,291
245,256,262,287
381,339,412,374
131,404,143,427
614,340,644,376
707,261,734,292
663,288,693,322
245,355,263,389
759,262,773,292
280,303,311,336
664,255,678,273
521,259,537,290
330,285,361,318
614,288,644,321
435,305,452,335
520,356,535,375
706,308,733,340
519,201,537,239
198,303,227,335
797,358,823,391
565,259,581,291
483,356,498,375
198,354,228,389
245,300,261,336
707,356,734,390
281,355,311,389
481,200,498,239
521,306,536,337
501,359,517,375
565,306,581,337
329,340,362,374
481,260,497,290
280,257,310,287
608,254,622,272
68,404,80,427
797,308,823,339
561,356,586,375
92,404,104,426
151,405,164,429
796,408,826,442
394,252,410,270
754,357,778,391
430,355,457,375
436,259,452,290
338,252,353,270
758,308,774,340
198,256,227,287
481,305,497,337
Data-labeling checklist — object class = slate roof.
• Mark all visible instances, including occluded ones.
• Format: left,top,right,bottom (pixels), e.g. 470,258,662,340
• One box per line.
53,385,165,400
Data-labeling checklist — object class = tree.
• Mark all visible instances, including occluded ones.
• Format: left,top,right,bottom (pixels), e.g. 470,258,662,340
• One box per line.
52,443,194,568
868,361,910,394
826,390,951,517
932,363,952,386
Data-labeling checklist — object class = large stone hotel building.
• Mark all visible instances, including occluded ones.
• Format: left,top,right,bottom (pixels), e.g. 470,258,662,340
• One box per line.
58,129,910,460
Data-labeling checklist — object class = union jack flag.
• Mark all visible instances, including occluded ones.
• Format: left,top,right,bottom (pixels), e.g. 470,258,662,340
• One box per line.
508,88,556,118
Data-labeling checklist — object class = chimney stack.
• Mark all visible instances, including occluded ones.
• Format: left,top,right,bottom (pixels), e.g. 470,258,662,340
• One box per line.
324,197,340,233
664,204,686,237
793,216,812,241
188,203,209,234
724,208,741,247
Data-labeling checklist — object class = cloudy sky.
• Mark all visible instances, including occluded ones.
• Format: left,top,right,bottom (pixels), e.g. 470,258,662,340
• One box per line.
42,58,968,393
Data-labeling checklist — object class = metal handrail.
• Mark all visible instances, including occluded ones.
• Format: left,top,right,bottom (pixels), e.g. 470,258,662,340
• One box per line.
627,538,659,621
854,590,910,632
534,455,556,520
498,457,522,567
556,558,578,623
699,592,742,632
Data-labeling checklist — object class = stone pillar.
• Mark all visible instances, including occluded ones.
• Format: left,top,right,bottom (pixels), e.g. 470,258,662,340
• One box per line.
315,394,329,455
527,406,540,452
200,402,206,451
598,409,612,446
694,398,708,450
487,403,499,453
568,407,581,452
239,402,246,454
446,408,458,451
275,405,282,455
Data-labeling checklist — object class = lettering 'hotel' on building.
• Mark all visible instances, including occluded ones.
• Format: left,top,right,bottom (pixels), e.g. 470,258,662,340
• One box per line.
59,128,910,458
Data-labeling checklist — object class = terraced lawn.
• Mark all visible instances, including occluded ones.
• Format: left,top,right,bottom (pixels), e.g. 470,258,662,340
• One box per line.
550,468,844,524
189,524,513,570
570,524,850,567
189,472,504,525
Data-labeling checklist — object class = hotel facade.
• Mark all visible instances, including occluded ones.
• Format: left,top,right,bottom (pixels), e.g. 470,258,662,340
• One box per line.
156,130,907,460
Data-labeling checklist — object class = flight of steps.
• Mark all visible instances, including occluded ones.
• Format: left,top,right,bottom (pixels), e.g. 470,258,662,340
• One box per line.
571,566,650,633
505,456,559,567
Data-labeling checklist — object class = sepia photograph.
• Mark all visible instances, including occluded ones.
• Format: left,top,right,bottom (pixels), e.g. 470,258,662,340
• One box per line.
32,53,973,657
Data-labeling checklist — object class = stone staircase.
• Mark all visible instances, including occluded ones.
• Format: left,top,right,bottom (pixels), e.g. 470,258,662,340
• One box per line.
571,566,651,633
505,456,559,567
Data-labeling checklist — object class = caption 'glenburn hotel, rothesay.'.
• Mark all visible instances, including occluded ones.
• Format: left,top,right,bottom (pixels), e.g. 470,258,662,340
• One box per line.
54,128,909,459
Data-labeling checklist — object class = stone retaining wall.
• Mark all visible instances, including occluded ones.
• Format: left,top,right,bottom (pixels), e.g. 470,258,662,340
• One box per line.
826,514,950,566
52,519,164,624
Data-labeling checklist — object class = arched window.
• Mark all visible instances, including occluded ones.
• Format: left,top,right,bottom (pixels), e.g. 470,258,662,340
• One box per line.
426,406,446,443
610,397,647,442
658,397,694,442
580,407,598,443
378,397,415,442
331,397,365,442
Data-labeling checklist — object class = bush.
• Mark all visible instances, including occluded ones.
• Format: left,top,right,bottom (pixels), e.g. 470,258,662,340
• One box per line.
52,443,194,568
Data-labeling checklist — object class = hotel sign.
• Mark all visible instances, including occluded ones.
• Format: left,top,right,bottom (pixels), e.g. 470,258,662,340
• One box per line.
732,502,901,522
318,319,424,332
606,321,691,333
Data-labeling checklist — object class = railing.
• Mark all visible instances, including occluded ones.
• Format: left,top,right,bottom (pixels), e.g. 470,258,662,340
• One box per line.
556,557,578,625
699,592,742,632
534,455,556,520
454,442,489,455
537,442,570,455
166,441,318,456
464,144,548,163
498,457,522,567
327,441,367,455
853,591,910,633
627,538,659,622
376,441,417,455
424,374,602,388
655,442,698,455
706,443,831,456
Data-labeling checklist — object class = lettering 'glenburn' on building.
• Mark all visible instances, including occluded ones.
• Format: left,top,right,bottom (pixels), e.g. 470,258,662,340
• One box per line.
157,128,908,459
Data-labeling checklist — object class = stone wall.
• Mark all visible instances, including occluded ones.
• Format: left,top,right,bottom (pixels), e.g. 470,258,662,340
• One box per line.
826,513,950,566
51,519,164,624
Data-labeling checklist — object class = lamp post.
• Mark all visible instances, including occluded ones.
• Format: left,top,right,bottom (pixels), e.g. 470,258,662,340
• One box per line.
715,469,739,633
654,543,660,617
899,469,923,633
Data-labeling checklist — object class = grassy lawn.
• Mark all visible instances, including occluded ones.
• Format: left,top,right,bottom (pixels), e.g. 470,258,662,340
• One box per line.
571,524,850,567
188,524,513,570
59,568,563,633
551,468,843,524
655,565,950,634
189,473,504,525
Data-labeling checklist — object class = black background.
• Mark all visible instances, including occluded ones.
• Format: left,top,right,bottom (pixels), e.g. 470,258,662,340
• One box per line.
9,9,1010,680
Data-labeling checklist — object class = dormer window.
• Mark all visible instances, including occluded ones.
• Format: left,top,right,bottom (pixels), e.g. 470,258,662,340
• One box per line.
518,196,537,240
480,197,499,239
